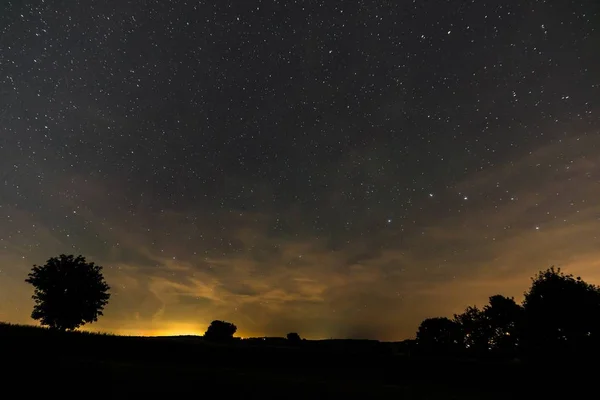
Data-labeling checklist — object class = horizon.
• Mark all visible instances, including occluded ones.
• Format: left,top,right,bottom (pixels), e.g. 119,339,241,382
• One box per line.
1,1,599,341
3,321,408,342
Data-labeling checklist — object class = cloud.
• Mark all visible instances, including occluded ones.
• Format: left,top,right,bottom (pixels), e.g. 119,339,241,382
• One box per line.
2,135,600,340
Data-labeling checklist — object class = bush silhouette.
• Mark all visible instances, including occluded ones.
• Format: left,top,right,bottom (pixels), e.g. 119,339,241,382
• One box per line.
24,254,110,331
287,332,301,342
204,320,237,341
523,267,600,355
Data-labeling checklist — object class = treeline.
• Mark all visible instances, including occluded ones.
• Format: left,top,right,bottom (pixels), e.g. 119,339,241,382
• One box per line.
414,267,600,359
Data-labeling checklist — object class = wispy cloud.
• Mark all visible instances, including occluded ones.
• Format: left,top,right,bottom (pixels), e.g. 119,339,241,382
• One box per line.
2,135,600,340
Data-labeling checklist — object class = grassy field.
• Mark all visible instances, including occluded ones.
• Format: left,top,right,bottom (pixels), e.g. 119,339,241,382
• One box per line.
0,322,585,398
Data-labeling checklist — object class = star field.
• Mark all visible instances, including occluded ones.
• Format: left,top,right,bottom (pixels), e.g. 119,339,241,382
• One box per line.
0,0,599,339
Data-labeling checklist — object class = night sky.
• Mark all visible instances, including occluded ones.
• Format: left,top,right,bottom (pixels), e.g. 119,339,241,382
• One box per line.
1,1,599,340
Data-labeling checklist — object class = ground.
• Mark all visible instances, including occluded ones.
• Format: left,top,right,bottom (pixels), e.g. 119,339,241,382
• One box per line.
0,323,585,398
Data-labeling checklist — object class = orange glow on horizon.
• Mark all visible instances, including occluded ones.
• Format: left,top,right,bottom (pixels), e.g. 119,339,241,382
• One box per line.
80,323,259,339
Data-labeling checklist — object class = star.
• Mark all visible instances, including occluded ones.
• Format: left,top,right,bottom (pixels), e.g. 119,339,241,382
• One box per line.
0,0,597,342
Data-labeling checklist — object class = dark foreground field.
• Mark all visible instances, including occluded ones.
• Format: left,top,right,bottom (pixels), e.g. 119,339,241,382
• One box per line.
0,323,590,398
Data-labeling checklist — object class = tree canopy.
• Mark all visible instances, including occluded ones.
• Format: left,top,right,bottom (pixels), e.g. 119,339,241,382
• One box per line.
522,267,600,354
25,254,111,331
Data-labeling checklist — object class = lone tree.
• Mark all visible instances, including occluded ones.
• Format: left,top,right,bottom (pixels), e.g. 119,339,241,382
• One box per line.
25,254,110,331
204,320,237,341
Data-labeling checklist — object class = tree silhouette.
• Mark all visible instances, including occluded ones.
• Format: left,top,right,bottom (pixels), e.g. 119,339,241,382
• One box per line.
483,295,523,354
454,295,523,357
522,267,600,356
204,320,237,341
24,254,110,331
416,317,462,355
287,332,301,342
454,306,488,354
417,268,600,359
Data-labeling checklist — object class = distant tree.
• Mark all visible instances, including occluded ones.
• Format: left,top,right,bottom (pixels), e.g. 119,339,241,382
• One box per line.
522,267,600,356
204,320,237,341
287,332,301,342
24,254,110,331
416,317,462,355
